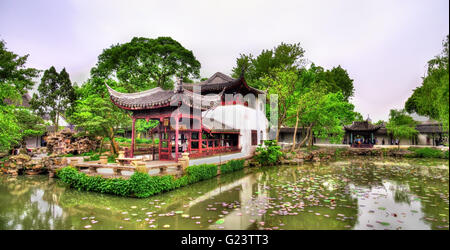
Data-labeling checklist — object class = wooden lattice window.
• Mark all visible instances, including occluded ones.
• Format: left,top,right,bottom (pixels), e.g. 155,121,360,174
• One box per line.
251,130,257,146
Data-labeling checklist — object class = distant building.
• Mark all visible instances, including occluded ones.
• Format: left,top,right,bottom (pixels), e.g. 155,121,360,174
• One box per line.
7,93,71,149
279,118,448,147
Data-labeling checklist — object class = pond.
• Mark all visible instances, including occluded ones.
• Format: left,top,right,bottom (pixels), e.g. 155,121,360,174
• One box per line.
0,157,448,230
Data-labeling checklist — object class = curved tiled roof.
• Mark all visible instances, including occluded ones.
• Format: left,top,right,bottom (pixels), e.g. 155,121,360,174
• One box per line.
106,84,224,111
182,72,264,95
344,121,382,132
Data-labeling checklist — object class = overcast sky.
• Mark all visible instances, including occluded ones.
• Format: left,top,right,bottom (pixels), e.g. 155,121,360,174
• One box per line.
1,0,448,121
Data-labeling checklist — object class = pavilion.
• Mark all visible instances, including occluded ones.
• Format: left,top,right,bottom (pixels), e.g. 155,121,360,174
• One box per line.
106,72,267,161
344,120,382,148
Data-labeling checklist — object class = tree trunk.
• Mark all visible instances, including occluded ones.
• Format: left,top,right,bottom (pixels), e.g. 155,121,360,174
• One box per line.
308,128,314,148
298,124,312,148
275,126,281,142
108,128,119,155
99,137,104,154
291,108,301,152
55,112,59,133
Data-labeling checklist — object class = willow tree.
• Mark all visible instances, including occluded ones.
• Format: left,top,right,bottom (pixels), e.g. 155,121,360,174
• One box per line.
386,109,418,149
405,35,449,133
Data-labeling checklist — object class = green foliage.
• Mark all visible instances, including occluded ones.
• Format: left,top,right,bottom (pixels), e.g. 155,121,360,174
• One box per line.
91,36,201,91
308,64,355,102
107,154,116,163
67,79,131,154
0,40,40,98
231,42,306,89
255,140,283,165
309,91,356,144
13,107,46,140
0,104,21,151
220,159,245,174
114,137,154,144
0,40,39,151
89,154,100,161
386,109,418,147
405,35,449,133
30,66,76,132
407,147,448,159
185,164,218,183
136,119,158,134
56,167,132,196
129,173,176,198
57,163,219,198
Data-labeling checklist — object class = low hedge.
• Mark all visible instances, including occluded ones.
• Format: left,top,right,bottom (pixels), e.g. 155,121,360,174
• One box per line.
56,163,218,198
407,147,449,159
220,159,245,174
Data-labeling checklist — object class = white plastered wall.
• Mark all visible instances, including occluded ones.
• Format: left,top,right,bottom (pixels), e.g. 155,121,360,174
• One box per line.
202,99,269,157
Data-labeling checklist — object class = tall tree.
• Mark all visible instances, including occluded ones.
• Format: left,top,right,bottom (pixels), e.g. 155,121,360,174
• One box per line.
231,42,306,89
0,40,39,151
30,67,76,133
13,107,46,147
310,64,355,101
91,37,201,92
67,77,131,154
386,109,418,149
260,69,299,141
405,35,449,133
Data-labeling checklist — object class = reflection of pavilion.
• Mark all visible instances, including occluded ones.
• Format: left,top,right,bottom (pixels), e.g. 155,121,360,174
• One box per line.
183,172,267,230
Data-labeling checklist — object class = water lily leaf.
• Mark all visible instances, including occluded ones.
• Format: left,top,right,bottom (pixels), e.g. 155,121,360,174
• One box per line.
378,222,390,226
216,219,225,224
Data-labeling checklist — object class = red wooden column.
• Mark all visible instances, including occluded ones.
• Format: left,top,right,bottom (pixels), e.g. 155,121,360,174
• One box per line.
199,118,203,154
131,117,136,158
175,114,179,161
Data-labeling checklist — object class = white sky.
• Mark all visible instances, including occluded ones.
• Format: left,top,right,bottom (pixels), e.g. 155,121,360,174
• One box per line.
0,0,448,121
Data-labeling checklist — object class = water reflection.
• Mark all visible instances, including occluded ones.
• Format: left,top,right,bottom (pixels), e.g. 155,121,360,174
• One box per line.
0,157,448,230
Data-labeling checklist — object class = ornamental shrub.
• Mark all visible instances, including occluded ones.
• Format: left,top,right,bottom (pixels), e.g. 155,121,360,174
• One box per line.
185,164,218,183
407,147,445,158
220,159,245,174
254,140,283,165
57,163,219,198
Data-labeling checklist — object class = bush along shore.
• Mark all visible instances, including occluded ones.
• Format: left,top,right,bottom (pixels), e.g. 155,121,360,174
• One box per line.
277,146,449,165
56,159,246,198
247,141,449,166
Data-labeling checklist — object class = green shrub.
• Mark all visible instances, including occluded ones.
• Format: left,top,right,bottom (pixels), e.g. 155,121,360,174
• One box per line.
407,147,445,158
254,140,283,165
56,167,131,196
107,155,117,163
186,164,218,183
444,150,449,159
220,159,245,174
136,138,153,144
57,163,219,198
89,154,100,161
